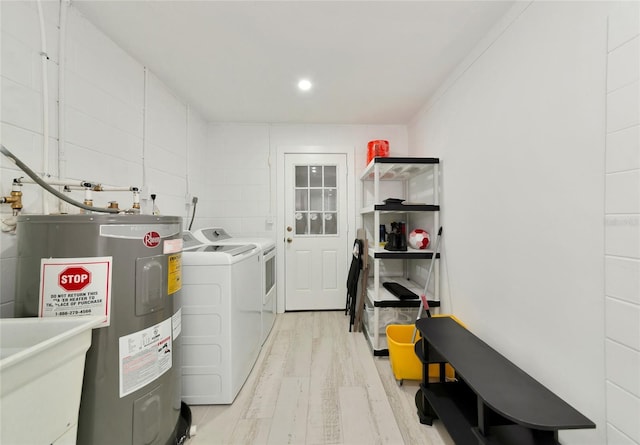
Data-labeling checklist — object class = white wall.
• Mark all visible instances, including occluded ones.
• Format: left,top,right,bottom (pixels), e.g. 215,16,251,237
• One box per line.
408,2,624,444
605,3,640,444
192,123,408,237
196,123,408,314
0,1,207,316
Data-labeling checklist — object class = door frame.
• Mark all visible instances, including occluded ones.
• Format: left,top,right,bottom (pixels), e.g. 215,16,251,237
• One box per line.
276,145,356,313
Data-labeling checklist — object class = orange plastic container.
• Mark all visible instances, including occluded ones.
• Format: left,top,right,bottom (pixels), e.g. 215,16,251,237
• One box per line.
367,140,389,164
386,315,465,384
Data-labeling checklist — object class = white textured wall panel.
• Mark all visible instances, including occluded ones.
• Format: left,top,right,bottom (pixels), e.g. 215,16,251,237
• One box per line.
608,425,637,445
606,170,640,214
606,257,640,304
607,81,640,133
606,215,640,259
185,108,208,229
608,2,640,51
606,340,640,398
143,73,188,216
65,70,143,136
606,298,640,351
607,36,640,92
65,108,143,162
146,74,187,155
145,166,187,201
1,77,44,133
1,2,44,51
0,1,59,62
607,382,640,443
204,124,273,236
63,142,142,188
606,126,640,173
1,32,36,88
0,123,48,173
146,142,189,179
66,8,143,108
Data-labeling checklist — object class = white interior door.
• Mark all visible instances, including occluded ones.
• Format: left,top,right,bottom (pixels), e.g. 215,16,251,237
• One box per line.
284,153,349,310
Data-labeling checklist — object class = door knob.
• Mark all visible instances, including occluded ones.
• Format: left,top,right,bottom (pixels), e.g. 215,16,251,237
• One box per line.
286,238,293,243
286,226,293,232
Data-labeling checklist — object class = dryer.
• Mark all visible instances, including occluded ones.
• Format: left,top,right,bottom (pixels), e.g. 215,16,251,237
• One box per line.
180,231,262,404
193,228,276,345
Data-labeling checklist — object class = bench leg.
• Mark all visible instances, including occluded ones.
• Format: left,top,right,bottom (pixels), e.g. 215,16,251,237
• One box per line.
477,398,488,436
415,389,437,425
532,429,560,445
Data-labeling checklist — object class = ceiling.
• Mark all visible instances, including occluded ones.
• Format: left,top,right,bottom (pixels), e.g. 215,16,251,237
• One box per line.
73,1,515,125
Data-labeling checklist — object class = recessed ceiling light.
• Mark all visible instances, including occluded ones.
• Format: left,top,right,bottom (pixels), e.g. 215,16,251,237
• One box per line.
298,79,312,91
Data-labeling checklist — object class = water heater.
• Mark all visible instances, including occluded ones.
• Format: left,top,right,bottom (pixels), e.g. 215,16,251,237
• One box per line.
15,214,187,445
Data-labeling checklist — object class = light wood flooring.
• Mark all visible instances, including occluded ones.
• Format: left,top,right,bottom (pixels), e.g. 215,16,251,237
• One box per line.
187,311,454,445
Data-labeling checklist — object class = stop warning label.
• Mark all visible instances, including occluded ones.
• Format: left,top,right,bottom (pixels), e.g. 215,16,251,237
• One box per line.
58,266,92,291
39,257,112,326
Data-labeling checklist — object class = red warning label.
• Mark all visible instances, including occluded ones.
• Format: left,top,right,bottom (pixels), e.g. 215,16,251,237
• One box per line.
39,257,112,326
58,266,92,291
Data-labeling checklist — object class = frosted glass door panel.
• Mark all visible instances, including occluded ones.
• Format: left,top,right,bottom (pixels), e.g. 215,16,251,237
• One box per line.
293,164,340,236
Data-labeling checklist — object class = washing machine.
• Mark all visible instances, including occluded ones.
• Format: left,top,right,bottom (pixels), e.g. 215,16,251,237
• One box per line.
180,231,262,404
193,228,276,345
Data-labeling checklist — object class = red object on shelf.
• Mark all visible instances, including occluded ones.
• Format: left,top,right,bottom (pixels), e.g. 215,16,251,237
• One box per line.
367,140,389,164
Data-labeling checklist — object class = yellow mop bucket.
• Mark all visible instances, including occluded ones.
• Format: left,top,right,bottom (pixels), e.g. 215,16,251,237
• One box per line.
386,315,464,384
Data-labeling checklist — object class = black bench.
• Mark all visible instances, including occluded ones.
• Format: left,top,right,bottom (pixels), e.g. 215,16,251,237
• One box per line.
415,317,595,445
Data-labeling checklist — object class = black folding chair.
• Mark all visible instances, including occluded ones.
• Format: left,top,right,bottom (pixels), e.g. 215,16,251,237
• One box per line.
345,239,363,331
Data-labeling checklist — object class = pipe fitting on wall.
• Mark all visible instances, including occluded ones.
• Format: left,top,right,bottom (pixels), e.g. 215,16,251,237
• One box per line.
132,190,141,212
1,181,24,215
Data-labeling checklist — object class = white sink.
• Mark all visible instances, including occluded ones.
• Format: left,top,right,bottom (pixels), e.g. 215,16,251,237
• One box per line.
1,316,103,445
